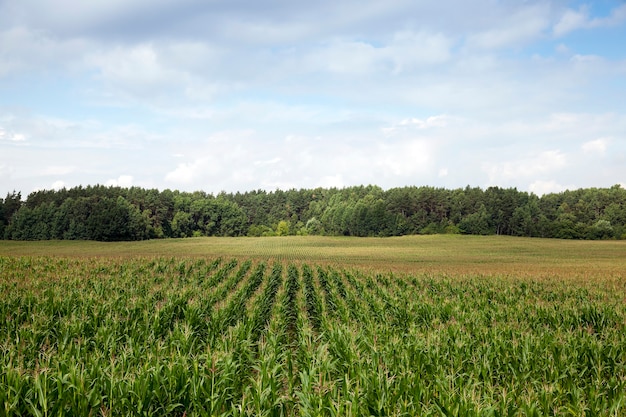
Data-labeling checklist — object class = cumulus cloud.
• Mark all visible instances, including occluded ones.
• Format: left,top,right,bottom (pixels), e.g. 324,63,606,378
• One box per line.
151,109,626,194
483,150,567,184
465,4,550,50
30,180,69,193
85,43,190,103
105,175,134,187
163,130,244,188
554,4,626,36
381,115,459,139
160,124,440,193
41,166,77,176
254,157,282,167
165,161,202,184
376,139,435,177
397,115,453,129
0,0,195,40
11,133,26,142
1,1,626,197
51,180,67,190
303,31,452,76
0,127,27,142
528,180,571,196
0,26,89,77
581,138,609,154
553,6,590,37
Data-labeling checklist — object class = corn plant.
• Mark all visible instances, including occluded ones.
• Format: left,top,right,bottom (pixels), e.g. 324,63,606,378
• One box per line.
1,256,625,416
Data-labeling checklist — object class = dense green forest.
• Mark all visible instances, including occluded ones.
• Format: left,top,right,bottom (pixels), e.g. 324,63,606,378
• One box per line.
1,184,625,241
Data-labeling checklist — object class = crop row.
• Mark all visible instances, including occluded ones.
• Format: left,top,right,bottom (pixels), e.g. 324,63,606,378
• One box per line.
0,256,625,416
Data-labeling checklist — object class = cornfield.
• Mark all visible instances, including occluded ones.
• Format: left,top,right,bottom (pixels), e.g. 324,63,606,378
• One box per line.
1,256,625,416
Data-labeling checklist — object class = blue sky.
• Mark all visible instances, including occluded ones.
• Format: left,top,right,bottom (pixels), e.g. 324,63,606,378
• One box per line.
1,0,625,197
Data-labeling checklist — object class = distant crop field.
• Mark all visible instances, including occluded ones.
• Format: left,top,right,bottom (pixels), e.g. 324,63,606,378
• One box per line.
1,236,625,415
1,234,626,277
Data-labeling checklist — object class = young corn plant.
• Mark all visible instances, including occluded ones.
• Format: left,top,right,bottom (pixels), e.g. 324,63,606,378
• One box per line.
1,256,626,415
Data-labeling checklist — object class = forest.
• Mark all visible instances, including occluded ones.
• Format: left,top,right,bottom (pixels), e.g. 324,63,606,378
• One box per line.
1,184,624,241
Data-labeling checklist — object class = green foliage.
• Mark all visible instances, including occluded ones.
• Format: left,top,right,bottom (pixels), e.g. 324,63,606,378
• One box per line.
305,217,322,235
459,204,492,235
4,183,626,241
0,191,21,239
444,223,461,234
590,219,614,239
247,224,275,237
420,222,444,235
171,210,194,237
0,256,625,415
275,220,290,236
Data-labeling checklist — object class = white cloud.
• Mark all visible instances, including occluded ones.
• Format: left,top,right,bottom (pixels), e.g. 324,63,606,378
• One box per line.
31,180,68,193
254,157,282,166
399,115,451,129
0,0,186,38
0,26,89,76
305,40,382,75
376,139,434,177
484,150,567,183
0,112,164,151
570,54,602,64
386,31,452,73
163,129,259,188
43,166,76,176
304,31,452,75
554,4,626,37
528,180,570,196
105,175,134,187
581,138,609,154
51,180,66,190
2,1,626,198
164,154,227,187
317,174,345,189
159,125,440,193
0,127,27,142
85,44,180,100
466,4,549,50
553,7,589,37
165,160,202,184
555,43,570,55
382,114,456,136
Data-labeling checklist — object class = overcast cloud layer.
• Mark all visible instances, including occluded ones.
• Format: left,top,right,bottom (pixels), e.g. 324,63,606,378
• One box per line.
1,0,625,197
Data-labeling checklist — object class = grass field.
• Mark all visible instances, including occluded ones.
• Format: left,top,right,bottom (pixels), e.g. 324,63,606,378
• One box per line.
1,236,625,415
1,234,625,277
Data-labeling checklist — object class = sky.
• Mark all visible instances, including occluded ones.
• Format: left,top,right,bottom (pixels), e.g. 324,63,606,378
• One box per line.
1,0,626,198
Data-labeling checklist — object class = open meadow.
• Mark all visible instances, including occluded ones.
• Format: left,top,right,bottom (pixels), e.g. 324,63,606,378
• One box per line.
1,235,625,415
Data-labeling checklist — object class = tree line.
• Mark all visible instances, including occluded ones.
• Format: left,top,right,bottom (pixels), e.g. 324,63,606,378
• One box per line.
1,184,625,241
